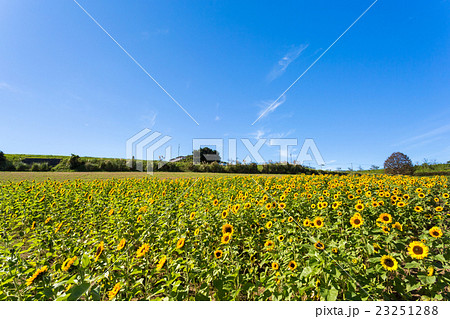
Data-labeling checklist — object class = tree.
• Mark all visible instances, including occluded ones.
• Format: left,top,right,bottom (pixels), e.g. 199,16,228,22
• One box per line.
0,151,5,163
193,147,220,164
370,165,380,170
69,154,84,170
384,152,414,175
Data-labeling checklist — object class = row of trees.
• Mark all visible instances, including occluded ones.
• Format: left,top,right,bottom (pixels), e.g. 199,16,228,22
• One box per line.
1,150,447,175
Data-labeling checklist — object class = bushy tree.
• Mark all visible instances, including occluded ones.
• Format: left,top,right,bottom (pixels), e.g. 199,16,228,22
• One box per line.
193,147,220,163
384,152,414,175
0,151,5,163
69,154,84,170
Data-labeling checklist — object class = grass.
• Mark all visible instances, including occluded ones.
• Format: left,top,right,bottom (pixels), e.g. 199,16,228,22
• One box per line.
0,171,285,182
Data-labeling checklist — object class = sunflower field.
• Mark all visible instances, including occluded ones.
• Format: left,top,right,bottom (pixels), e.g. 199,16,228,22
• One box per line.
0,174,448,301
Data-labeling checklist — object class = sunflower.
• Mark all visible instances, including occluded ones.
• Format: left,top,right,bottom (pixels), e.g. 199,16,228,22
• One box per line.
94,241,104,262
355,203,364,211
314,241,325,250
264,240,275,251
427,266,434,277
266,221,273,229
407,241,429,259
414,206,423,212
278,235,284,242
380,255,398,271
221,233,231,244
272,262,279,270
373,243,381,253
61,256,77,272
435,206,443,212
25,265,48,286
176,238,185,249
332,248,338,254
107,283,121,300
443,193,449,199
379,213,392,224
429,226,443,238
392,222,403,231
194,228,200,236
189,212,196,220
214,250,223,259
381,225,390,234
213,199,219,206
221,210,228,219
156,255,167,270
30,221,36,230
337,211,343,216
261,213,267,219
288,261,297,270
418,193,425,198
350,214,363,228
397,201,406,208
303,218,311,227
136,243,150,258
313,216,324,228
288,216,294,222
117,238,126,251
222,223,233,235
265,203,272,209
278,202,286,210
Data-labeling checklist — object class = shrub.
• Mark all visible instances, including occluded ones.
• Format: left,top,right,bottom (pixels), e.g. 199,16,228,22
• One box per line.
69,154,84,170
384,152,414,175
15,162,30,171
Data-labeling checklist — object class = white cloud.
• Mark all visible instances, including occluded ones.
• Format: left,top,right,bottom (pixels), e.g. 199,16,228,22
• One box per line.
267,44,309,81
215,115,220,121
249,129,265,140
394,123,450,147
256,95,287,120
140,111,158,127
0,82,17,92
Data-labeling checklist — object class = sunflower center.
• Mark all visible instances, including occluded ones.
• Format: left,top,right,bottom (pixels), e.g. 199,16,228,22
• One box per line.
413,246,423,255
317,221,322,226
384,259,394,267
383,216,389,221
432,231,439,237
354,219,361,225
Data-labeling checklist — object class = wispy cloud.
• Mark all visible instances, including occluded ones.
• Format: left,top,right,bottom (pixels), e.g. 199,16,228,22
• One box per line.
256,95,287,120
0,82,18,93
248,128,295,141
267,44,309,81
140,111,158,127
249,129,266,140
394,123,450,147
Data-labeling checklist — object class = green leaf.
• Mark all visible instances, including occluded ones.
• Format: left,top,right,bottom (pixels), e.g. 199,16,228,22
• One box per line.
43,287,54,299
418,275,436,285
404,261,421,269
406,282,421,292
327,287,339,301
68,282,90,301
195,293,210,301
81,254,90,268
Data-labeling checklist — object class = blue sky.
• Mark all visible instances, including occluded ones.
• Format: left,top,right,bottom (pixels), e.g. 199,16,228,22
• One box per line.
1,0,449,169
